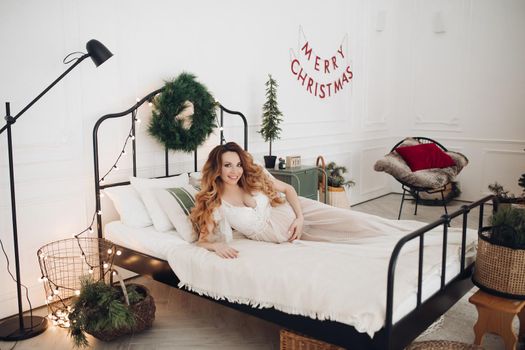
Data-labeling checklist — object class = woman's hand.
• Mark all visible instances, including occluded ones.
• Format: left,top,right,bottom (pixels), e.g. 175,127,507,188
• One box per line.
288,217,304,241
213,242,239,259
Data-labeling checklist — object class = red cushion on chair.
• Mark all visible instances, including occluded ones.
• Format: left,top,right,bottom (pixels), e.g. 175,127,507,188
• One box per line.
395,143,456,171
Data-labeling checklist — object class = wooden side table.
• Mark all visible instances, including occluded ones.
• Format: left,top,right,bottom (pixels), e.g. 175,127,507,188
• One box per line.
469,289,525,350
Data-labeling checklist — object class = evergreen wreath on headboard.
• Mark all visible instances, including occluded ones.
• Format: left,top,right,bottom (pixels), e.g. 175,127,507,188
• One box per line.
148,72,217,152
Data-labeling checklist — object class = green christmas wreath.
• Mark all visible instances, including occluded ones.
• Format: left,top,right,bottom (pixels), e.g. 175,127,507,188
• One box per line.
148,73,217,152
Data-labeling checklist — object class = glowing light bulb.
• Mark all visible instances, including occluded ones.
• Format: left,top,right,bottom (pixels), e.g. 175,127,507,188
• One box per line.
88,268,94,274
103,263,109,269
100,178,105,184
122,150,127,156
116,250,122,256
130,135,135,140
135,118,141,124
148,102,153,107
42,276,48,282
47,295,53,301
136,97,140,102
112,271,117,276
107,249,113,254
38,277,44,283
99,192,105,198
89,227,94,233
219,127,224,131
97,210,103,215
74,290,80,296
53,288,59,295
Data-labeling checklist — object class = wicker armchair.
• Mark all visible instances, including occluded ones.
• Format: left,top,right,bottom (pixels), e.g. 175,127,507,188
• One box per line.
374,137,468,220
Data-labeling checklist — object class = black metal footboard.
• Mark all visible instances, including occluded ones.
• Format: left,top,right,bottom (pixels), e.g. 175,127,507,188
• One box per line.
383,194,493,349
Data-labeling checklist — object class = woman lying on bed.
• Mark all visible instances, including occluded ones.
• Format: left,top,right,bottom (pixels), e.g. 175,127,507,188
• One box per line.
190,142,440,258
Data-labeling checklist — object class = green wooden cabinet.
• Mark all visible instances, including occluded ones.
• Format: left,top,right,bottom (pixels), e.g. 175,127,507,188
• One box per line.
268,165,319,200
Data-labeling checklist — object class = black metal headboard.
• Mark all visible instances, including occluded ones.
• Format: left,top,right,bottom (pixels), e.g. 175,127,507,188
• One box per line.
92,87,248,239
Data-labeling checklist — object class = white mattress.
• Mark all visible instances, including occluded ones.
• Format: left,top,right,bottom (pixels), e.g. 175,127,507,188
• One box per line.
103,220,475,336
104,221,189,260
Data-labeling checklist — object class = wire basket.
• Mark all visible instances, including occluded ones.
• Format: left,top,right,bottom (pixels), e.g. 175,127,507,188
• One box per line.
37,237,120,327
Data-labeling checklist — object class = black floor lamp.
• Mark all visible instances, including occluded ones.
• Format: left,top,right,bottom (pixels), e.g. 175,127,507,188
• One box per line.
0,39,112,341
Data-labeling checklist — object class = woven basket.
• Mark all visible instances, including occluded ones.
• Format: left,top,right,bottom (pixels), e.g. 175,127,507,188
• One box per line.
316,156,351,210
406,340,484,350
280,329,344,350
473,227,525,299
87,284,156,341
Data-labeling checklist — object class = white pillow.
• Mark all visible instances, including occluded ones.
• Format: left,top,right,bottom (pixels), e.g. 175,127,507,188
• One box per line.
103,185,152,228
188,171,202,188
153,185,199,242
130,174,189,232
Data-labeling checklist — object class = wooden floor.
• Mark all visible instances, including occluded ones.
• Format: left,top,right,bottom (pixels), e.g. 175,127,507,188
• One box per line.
0,194,493,350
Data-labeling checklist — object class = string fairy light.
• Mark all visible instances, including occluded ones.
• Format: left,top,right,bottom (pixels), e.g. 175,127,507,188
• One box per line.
37,107,141,328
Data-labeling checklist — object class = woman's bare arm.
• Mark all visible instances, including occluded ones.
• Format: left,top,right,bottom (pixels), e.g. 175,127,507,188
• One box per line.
270,177,304,240
196,222,238,258
196,240,239,259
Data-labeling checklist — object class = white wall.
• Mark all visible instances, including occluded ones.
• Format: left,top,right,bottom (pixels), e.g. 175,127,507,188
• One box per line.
0,0,524,318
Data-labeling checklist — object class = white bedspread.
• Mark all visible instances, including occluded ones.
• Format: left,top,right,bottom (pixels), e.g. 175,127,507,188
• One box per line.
166,226,476,337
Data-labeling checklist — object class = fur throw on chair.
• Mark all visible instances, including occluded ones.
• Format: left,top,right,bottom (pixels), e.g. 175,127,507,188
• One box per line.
374,138,468,190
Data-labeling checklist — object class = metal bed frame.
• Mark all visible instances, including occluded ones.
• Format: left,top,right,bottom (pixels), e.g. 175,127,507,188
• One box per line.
93,89,492,349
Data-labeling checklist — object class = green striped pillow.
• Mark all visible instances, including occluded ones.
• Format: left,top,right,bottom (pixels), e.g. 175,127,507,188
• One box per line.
153,185,199,242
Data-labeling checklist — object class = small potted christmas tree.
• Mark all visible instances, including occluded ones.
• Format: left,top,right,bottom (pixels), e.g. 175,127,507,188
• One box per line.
259,74,283,168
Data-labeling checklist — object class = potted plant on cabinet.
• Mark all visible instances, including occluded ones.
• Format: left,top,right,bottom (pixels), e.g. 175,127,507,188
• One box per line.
473,206,525,299
259,74,283,169
316,157,355,209
68,277,155,348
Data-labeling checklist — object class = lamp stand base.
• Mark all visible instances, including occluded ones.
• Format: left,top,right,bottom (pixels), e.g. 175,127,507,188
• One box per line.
0,315,48,341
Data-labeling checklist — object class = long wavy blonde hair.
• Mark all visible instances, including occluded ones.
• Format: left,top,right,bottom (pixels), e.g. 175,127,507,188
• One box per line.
189,142,284,241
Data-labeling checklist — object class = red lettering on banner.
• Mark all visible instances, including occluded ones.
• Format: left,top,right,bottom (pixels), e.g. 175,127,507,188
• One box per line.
291,59,300,75
319,84,326,99
291,36,353,99
346,65,353,80
342,73,349,84
314,56,320,71
334,78,343,93
297,68,307,86
290,58,301,75
301,42,313,60
337,45,345,59
331,56,338,70
306,78,314,93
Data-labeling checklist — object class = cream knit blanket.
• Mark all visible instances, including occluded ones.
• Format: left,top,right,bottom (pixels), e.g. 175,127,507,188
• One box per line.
167,225,476,337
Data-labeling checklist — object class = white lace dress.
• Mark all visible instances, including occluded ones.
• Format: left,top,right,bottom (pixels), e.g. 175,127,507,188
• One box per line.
218,192,440,250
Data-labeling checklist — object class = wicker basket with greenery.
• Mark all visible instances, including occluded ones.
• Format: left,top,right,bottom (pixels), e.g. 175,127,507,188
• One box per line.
68,277,155,348
473,206,525,299
316,157,355,209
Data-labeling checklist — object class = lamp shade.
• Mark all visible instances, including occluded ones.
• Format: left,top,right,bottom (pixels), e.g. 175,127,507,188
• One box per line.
86,39,113,67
